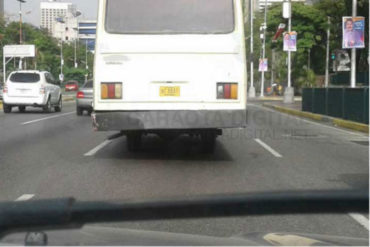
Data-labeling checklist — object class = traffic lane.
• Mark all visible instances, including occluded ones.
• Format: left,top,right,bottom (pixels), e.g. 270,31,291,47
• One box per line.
6,130,368,239
0,103,368,238
0,102,76,129
24,128,368,239
31,130,287,200
246,104,369,191
0,102,109,202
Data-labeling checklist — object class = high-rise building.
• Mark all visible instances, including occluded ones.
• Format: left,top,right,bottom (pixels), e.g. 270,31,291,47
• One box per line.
40,1,78,41
0,0,4,18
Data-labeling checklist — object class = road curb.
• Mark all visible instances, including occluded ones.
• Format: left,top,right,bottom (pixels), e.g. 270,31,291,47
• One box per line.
263,103,369,134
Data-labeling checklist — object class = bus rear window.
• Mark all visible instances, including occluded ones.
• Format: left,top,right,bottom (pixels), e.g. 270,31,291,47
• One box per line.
105,0,235,34
10,73,40,83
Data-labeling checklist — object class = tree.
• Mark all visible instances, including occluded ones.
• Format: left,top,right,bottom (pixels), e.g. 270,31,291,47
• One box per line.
0,21,94,83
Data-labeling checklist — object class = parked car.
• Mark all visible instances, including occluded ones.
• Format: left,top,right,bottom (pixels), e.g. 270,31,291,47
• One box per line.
76,80,93,116
2,70,62,113
65,81,79,91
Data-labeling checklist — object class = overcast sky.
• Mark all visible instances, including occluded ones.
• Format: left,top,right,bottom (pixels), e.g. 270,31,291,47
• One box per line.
5,0,98,26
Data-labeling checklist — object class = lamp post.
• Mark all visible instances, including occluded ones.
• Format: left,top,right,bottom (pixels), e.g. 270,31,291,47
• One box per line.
260,0,268,97
248,0,256,98
350,0,357,88
16,0,26,45
283,0,294,103
325,16,330,87
73,11,81,68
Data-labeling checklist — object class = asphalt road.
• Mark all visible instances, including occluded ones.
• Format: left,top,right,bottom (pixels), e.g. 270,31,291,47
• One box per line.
0,101,368,240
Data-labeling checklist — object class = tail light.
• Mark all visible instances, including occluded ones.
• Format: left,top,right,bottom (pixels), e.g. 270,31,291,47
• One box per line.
3,86,8,94
39,86,45,95
217,83,238,99
101,83,122,99
77,91,84,98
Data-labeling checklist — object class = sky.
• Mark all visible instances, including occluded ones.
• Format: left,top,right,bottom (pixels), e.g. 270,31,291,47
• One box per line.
5,0,98,26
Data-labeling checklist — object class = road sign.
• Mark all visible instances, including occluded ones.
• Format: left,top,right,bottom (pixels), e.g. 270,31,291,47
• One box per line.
4,45,35,57
59,74,64,81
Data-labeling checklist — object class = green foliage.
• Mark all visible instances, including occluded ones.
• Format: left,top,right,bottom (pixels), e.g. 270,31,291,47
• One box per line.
249,0,369,90
296,68,317,89
0,20,94,82
64,67,88,84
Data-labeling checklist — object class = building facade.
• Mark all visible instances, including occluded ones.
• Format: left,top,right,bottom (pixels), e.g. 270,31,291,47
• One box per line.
0,0,3,18
40,1,78,41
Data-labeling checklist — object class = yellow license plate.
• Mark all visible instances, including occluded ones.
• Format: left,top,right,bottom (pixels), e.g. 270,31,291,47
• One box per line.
160,86,180,97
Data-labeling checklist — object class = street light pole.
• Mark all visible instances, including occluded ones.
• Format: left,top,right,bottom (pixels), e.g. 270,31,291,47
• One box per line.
60,38,63,81
325,16,330,87
17,0,26,45
283,0,294,103
74,38,77,68
248,0,256,98
260,0,268,97
350,0,357,88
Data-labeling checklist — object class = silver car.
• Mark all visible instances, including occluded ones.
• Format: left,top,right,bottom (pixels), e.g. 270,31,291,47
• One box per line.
76,80,93,116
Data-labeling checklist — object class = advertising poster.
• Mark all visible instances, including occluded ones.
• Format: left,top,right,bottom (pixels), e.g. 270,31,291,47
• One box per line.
283,31,297,52
342,17,365,49
259,58,268,72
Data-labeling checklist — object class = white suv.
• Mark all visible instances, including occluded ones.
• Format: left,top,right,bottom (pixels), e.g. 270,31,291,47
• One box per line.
2,71,62,113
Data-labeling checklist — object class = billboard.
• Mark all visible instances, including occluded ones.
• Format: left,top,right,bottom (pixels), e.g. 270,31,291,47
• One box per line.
283,31,297,52
259,58,268,72
342,17,365,49
4,45,35,57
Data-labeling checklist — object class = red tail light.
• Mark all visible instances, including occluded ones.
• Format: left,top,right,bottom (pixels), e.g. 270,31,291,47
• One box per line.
77,91,84,98
3,86,8,94
217,83,238,100
101,83,122,99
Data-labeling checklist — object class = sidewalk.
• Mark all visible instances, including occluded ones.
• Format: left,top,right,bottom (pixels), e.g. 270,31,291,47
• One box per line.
251,96,369,134
249,96,302,111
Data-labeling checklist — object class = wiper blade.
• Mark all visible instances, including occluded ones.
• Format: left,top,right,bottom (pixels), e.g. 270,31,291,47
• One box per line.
0,190,368,237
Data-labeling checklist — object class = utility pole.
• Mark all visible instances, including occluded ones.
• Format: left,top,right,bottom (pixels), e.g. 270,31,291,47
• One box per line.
350,0,357,88
17,0,26,44
74,38,77,68
60,39,63,81
283,0,294,103
271,48,275,87
325,16,330,87
85,40,88,83
248,0,256,98
260,0,268,97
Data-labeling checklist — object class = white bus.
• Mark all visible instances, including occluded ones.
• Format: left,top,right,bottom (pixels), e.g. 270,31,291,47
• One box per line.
92,0,247,152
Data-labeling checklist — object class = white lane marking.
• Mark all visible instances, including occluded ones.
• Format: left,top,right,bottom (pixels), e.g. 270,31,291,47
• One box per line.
20,112,76,125
249,103,367,138
15,194,35,201
348,213,369,231
254,138,283,158
84,140,112,156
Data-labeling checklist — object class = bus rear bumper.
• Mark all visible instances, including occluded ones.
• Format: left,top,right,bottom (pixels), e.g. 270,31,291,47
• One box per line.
92,110,247,131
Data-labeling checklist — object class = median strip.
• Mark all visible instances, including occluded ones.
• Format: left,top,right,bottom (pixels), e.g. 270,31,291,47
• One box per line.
263,103,369,134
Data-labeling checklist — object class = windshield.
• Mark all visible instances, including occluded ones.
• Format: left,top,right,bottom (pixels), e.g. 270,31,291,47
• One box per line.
105,0,235,34
9,73,40,83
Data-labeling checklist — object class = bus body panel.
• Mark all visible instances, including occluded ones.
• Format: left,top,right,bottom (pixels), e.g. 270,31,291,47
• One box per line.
93,0,247,131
